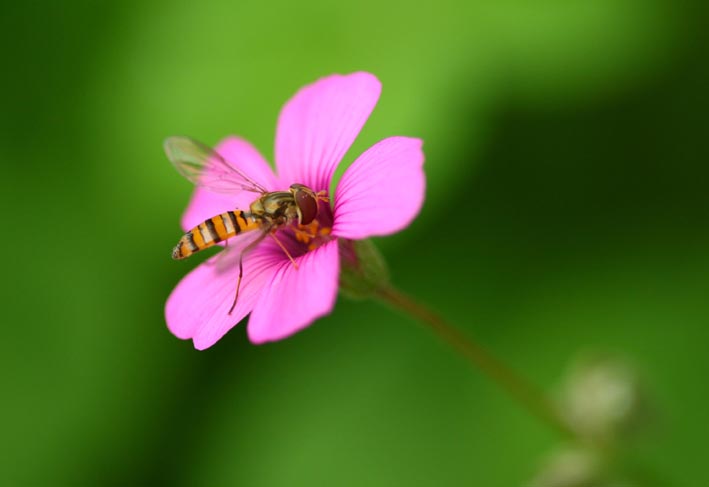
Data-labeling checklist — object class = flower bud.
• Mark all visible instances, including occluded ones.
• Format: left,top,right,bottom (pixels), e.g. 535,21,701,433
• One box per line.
338,238,390,300
529,448,604,487
561,354,648,443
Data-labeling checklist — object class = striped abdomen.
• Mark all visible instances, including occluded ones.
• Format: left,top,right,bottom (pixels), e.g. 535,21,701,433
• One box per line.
172,210,260,259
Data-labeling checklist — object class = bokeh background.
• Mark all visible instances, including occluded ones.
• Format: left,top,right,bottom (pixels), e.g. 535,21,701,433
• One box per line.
2,0,708,485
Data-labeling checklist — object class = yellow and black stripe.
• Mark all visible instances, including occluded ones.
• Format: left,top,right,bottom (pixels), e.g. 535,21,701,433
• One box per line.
172,210,260,259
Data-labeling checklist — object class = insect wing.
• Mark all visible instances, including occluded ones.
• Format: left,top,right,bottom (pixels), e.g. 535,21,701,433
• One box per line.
164,136,268,194
213,228,270,274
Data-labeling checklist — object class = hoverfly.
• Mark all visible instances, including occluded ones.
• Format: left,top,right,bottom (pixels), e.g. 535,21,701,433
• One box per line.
164,136,328,314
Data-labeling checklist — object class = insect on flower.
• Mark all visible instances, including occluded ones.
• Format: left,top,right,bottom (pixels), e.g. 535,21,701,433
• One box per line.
165,136,330,313
165,72,425,349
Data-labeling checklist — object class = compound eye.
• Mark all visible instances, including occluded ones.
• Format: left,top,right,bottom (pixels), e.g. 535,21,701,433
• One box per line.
294,188,318,225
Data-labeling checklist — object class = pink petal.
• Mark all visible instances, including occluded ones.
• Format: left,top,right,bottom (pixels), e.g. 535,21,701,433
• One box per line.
275,72,381,192
247,239,339,344
333,137,425,239
181,136,277,231
180,189,236,234
165,243,283,350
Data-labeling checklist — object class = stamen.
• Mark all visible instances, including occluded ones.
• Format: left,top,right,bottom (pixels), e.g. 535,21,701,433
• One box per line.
292,219,334,254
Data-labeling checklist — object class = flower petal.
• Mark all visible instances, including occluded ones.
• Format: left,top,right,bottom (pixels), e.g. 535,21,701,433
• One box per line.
181,136,277,231
275,72,381,192
180,189,236,234
165,243,282,350
333,137,425,239
247,239,339,344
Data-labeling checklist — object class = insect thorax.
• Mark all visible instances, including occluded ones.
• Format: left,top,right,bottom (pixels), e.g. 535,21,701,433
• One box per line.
251,192,299,224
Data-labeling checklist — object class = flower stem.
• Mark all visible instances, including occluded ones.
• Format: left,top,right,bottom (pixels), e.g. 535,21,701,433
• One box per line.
376,285,576,440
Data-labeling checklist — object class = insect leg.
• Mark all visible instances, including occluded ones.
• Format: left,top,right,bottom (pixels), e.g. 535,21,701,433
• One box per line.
293,223,317,243
315,190,329,203
269,232,299,270
228,230,270,315
203,240,230,268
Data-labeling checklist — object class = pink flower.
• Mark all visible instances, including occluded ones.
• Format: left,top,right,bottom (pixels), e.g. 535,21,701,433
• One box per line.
166,72,425,349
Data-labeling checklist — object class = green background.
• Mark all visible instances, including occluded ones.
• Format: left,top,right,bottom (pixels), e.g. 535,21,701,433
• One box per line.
2,0,708,485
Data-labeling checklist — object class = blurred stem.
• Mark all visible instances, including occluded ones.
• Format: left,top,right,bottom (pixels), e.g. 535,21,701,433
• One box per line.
376,285,576,440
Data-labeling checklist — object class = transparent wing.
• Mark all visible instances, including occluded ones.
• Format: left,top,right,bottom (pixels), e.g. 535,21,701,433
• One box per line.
164,136,268,194
214,229,272,274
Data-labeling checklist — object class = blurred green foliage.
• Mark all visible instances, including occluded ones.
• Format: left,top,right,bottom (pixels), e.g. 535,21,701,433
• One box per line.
1,0,708,485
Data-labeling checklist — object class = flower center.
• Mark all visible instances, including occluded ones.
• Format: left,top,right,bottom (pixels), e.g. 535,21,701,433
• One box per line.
276,196,334,258
294,219,333,252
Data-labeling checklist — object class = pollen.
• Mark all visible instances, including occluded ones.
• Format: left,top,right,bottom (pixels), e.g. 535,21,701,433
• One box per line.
294,219,333,251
